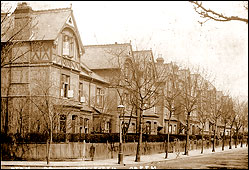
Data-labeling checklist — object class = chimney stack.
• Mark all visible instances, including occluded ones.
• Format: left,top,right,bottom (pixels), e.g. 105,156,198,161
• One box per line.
156,54,164,64
13,2,33,40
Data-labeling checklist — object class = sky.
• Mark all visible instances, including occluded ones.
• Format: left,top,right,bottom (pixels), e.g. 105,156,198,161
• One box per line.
3,1,248,101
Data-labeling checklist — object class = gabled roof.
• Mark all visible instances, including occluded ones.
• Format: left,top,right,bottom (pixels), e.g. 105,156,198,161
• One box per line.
82,43,133,70
133,50,155,68
1,7,68,41
133,50,154,62
1,4,84,50
155,61,177,82
80,63,109,84
30,8,72,41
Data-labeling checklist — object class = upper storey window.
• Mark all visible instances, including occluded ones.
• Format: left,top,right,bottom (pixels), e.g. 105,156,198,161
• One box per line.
61,74,70,98
96,87,104,107
63,34,74,58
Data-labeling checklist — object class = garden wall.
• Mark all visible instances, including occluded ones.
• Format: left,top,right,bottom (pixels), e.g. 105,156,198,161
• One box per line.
2,138,241,161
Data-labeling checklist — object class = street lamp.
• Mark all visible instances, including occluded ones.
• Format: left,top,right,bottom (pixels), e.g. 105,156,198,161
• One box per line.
117,104,125,164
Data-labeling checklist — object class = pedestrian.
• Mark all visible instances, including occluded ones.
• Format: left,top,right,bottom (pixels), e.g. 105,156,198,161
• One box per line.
89,143,95,161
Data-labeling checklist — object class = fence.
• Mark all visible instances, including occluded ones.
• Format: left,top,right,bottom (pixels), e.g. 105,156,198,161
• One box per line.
1,138,245,161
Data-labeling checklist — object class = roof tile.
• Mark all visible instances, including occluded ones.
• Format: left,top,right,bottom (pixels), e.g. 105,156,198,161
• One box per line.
82,43,133,69
1,7,72,41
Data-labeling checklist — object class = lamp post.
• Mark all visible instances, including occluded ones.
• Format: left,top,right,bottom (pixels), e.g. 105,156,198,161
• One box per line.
117,104,125,164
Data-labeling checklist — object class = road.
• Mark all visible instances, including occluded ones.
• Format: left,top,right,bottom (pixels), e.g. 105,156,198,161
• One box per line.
125,148,248,169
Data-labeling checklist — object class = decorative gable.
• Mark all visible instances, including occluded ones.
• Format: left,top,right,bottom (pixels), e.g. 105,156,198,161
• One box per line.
66,16,74,27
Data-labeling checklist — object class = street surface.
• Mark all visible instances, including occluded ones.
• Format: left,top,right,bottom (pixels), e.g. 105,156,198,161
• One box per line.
125,148,248,169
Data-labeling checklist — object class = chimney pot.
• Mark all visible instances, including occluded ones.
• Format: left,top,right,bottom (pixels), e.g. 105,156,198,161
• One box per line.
14,2,33,14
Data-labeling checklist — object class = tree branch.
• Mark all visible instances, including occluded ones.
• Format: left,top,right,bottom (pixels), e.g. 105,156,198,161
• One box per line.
189,1,248,24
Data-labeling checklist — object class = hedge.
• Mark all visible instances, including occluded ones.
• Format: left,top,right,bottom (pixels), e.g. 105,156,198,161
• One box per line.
1,132,247,144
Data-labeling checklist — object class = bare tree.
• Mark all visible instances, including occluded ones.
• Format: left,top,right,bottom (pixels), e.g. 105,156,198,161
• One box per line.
196,81,211,154
189,1,248,25
29,75,56,165
1,2,41,136
178,68,205,155
227,100,237,150
107,48,165,162
90,90,113,133
160,63,182,158
209,90,223,152
233,99,247,148
122,52,161,162
1,2,39,68
240,101,248,147
220,95,233,151
29,72,78,164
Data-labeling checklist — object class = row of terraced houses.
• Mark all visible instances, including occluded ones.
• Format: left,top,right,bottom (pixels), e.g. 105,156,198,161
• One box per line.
1,2,233,139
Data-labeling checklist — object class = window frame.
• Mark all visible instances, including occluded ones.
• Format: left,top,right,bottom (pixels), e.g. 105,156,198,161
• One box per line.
79,82,83,102
96,87,104,107
60,114,67,133
61,74,70,98
62,34,74,58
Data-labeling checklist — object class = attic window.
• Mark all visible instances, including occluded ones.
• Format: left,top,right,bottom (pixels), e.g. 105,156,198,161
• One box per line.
63,35,70,56
62,35,74,58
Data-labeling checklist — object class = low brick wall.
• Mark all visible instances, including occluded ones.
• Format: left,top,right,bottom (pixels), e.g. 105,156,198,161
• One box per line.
2,138,240,161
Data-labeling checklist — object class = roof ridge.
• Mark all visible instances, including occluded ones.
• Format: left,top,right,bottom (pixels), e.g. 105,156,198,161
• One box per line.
33,7,71,13
133,50,152,52
84,43,131,47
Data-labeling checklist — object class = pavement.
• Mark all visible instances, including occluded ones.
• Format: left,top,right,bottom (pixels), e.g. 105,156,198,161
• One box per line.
1,144,248,168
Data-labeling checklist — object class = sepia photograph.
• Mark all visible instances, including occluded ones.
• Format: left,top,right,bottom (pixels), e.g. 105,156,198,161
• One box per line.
1,1,248,169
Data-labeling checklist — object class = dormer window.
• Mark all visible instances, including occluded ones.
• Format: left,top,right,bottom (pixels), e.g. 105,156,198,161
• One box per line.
63,35,69,56
63,34,74,58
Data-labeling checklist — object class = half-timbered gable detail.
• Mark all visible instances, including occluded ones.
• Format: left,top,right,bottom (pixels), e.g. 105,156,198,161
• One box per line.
31,41,52,62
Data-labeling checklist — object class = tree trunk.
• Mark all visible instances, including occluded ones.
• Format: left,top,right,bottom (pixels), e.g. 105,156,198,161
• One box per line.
235,130,238,148
46,139,49,164
4,67,12,135
184,112,190,155
229,126,232,149
222,123,226,151
4,98,9,135
201,124,204,154
46,118,53,165
241,127,244,147
165,117,171,158
212,123,216,152
135,109,143,162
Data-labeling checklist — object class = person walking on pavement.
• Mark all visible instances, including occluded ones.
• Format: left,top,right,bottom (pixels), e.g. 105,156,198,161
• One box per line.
90,143,95,161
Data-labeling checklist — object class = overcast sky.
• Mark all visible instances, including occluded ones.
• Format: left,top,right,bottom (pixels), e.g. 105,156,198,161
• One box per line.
4,1,248,101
